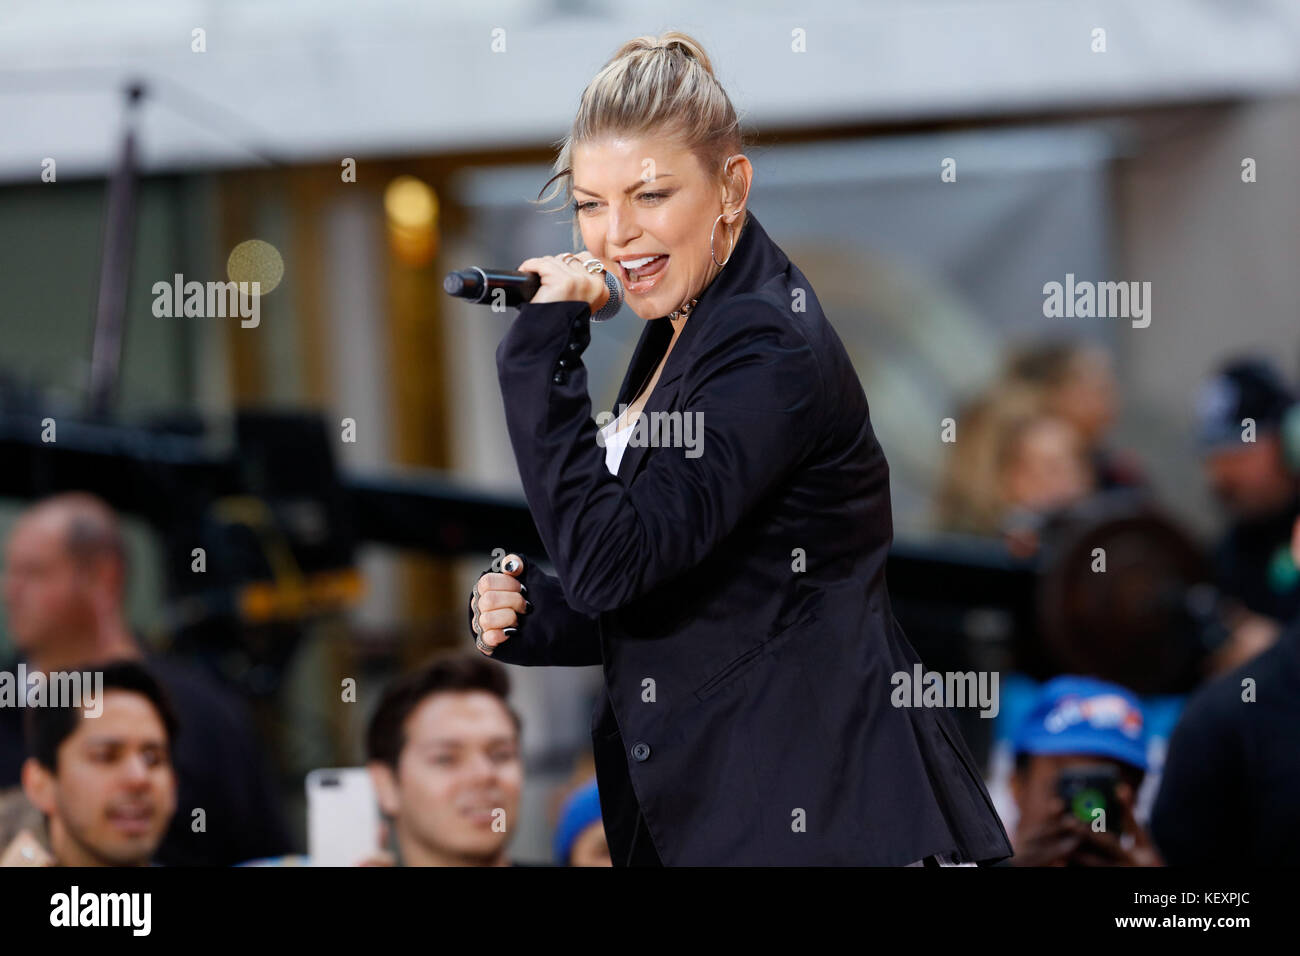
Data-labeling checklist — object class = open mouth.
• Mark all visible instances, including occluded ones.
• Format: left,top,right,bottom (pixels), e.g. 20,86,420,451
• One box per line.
619,254,669,292
459,803,500,825
107,805,155,835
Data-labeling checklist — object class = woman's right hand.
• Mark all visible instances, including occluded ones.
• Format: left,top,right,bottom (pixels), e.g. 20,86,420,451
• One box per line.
517,251,610,311
471,553,531,655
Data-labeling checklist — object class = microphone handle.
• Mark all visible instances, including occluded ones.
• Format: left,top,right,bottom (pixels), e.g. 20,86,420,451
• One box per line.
443,268,542,306
444,268,623,321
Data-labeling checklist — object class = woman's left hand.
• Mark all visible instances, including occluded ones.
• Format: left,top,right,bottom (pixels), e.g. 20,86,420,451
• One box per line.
518,250,610,310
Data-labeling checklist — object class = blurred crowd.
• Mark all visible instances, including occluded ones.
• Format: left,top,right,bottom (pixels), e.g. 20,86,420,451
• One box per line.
934,337,1300,866
0,336,1297,867
0,494,605,868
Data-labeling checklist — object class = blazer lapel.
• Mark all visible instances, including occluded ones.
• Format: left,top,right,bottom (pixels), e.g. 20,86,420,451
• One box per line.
610,213,780,486
614,310,707,485
615,375,681,485
613,317,670,409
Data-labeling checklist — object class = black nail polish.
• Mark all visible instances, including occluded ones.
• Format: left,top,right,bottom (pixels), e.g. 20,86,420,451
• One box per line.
503,627,518,637
503,557,520,573
524,600,533,613
518,584,528,595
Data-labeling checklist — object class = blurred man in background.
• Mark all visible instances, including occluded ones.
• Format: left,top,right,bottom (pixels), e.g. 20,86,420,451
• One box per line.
1151,513,1300,865
0,492,291,865
1006,676,1162,867
1196,357,1300,625
2,660,176,867
365,653,524,866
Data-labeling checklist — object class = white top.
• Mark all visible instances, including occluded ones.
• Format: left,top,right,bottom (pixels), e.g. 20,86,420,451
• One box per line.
599,415,636,476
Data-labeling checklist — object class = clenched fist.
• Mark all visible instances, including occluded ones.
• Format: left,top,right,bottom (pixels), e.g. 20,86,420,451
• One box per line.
471,553,531,655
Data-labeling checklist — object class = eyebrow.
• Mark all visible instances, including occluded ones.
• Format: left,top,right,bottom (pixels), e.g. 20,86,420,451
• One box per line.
81,737,166,749
419,737,517,749
573,173,675,197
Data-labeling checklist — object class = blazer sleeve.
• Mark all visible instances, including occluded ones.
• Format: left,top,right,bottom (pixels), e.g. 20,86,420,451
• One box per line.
469,553,602,666
495,294,825,617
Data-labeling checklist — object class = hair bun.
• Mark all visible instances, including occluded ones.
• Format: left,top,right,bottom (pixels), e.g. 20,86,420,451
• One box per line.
536,30,743,251
620,31,716,78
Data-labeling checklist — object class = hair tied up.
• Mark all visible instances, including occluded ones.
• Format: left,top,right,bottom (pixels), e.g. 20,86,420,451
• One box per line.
533,31,746,248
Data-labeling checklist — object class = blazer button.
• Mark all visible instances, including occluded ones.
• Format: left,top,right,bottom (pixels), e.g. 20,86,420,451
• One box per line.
557,356,572,369
566,339,582,353
552,370,568,385
631,742,651,762
571,318,586,333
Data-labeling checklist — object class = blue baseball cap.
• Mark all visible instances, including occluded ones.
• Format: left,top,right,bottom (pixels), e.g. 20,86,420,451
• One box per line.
1012,676,1148,772
553,778,603,864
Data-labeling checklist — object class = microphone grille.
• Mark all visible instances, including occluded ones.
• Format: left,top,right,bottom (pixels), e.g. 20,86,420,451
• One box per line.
591,269,623,322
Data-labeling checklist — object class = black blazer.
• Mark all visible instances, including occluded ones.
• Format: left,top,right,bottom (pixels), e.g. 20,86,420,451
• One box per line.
487,213,1013,866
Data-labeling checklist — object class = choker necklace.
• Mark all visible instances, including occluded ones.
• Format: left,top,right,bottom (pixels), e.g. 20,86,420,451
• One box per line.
668,297,698,321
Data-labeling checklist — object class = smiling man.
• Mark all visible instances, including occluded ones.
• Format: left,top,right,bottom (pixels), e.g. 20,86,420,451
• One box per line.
18,660,178,867
0,492,291,866
365,654,524,866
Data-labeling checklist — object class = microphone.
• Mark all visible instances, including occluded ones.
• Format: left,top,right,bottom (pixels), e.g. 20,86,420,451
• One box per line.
443,266,624,322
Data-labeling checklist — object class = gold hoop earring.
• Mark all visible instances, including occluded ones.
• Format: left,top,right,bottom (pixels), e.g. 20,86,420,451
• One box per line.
710,213,737,267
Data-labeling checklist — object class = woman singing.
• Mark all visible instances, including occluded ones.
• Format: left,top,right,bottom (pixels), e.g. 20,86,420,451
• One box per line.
468,31,1012,867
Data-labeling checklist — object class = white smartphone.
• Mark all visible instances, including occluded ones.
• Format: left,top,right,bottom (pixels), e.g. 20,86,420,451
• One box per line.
305,767,382,867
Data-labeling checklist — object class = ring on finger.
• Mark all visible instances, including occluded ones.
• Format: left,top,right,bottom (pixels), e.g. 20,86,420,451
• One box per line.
560,253,581,265
582,258,605,274
475,637,493,656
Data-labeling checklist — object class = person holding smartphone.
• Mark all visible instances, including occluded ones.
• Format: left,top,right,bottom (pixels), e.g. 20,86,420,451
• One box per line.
1007,676,1163,867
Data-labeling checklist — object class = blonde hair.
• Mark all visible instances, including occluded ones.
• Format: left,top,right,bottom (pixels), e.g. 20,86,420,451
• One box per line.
932,386,1054,536
535,31,749,247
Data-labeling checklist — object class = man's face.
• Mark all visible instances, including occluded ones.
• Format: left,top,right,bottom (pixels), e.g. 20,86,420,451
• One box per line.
30,690,176,866
378,691,522,863
1204,435,1296,520
2,515,92,656
573,137,738,320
